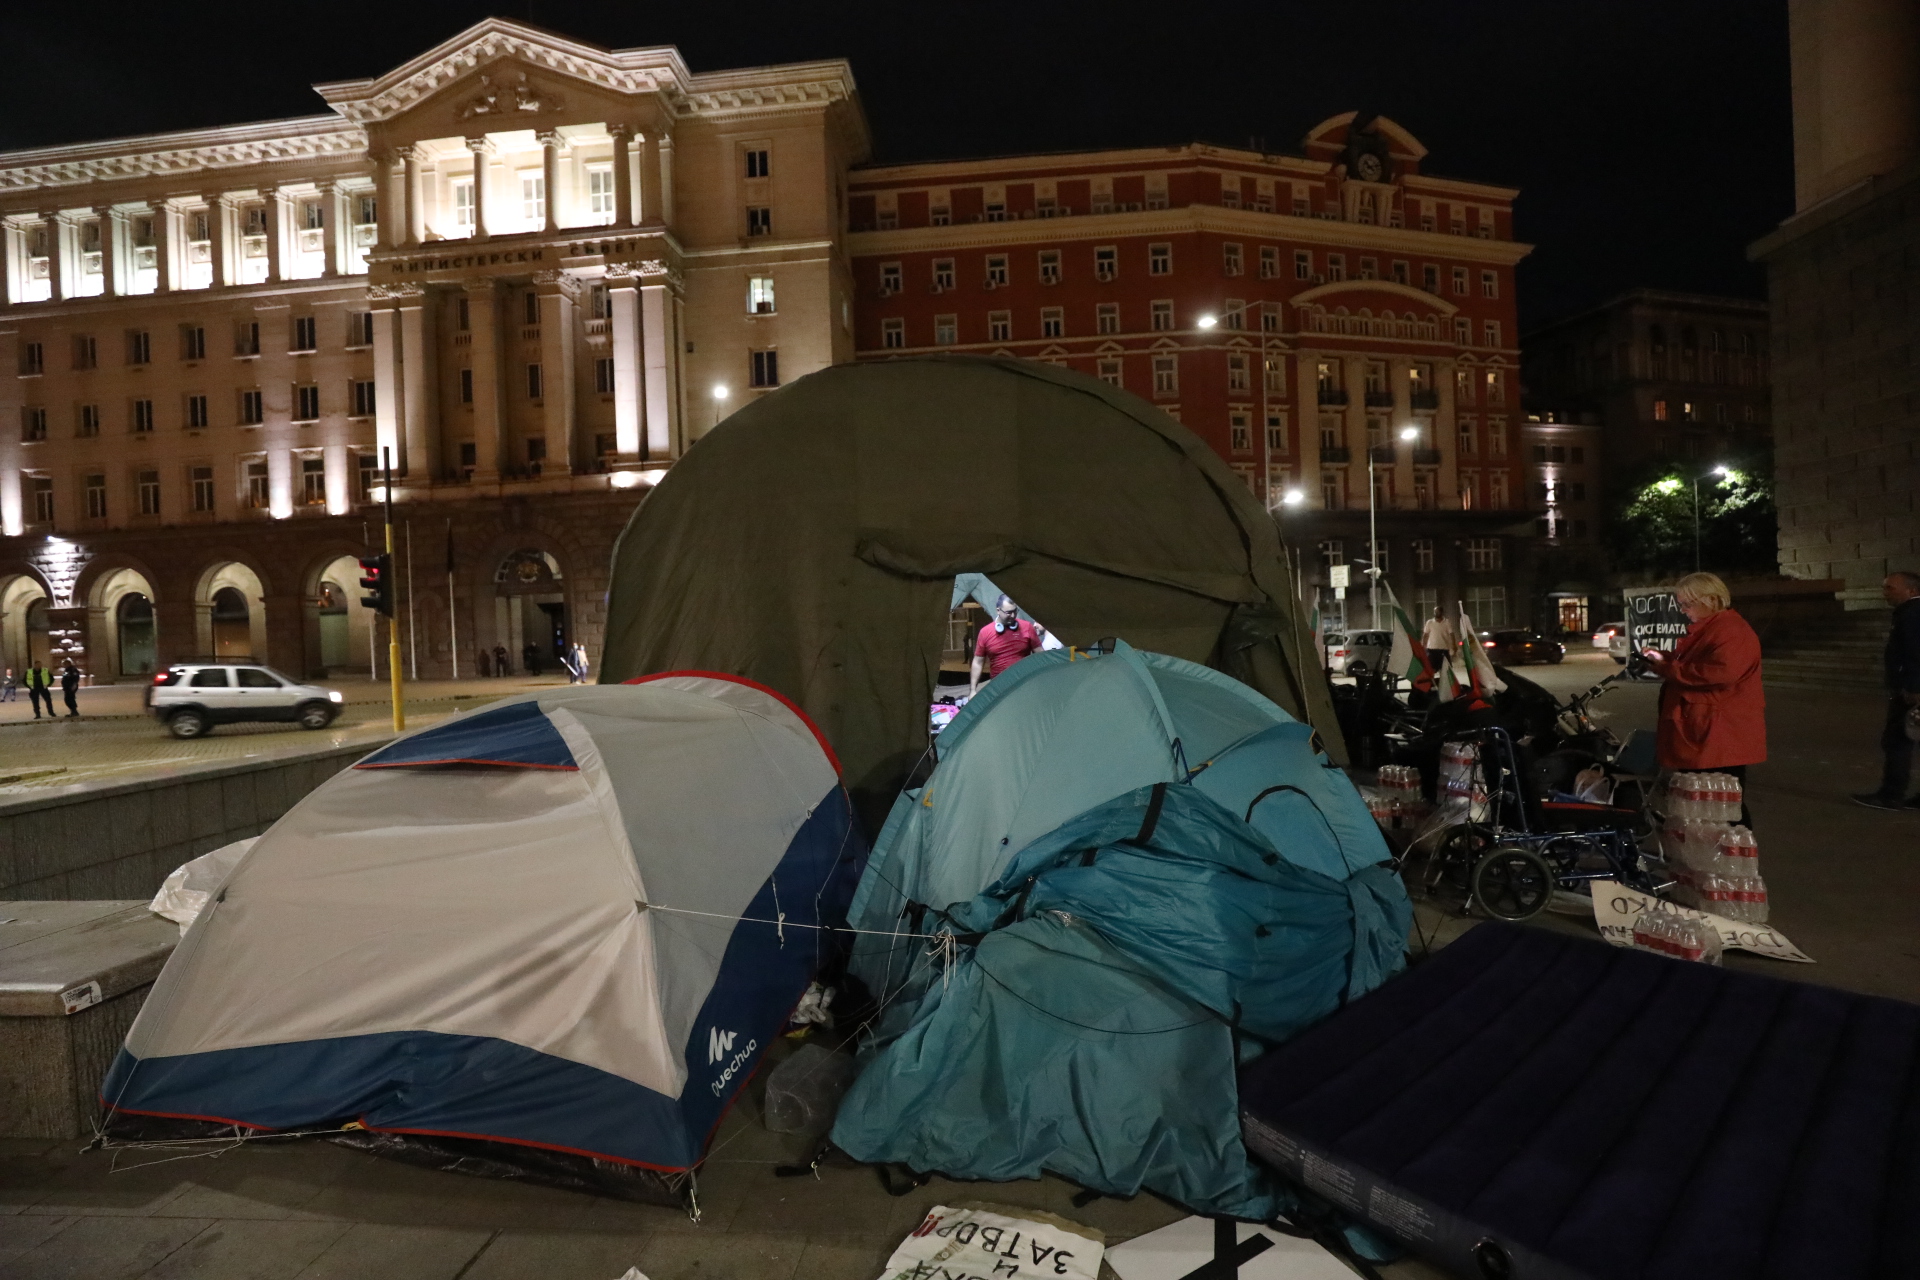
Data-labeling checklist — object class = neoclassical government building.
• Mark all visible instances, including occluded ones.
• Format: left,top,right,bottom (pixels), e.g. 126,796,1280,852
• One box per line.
0,20,864,679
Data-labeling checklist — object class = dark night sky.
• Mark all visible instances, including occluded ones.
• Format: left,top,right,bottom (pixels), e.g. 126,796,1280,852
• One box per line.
3,1,1793,329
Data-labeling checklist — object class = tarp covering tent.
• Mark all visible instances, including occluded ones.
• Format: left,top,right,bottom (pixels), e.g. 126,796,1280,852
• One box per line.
830,645,1408,1217
598,355,1335,826
101,678,865,1206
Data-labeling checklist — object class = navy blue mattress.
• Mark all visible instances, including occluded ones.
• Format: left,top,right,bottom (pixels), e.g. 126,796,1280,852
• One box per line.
1239,923,1920,1280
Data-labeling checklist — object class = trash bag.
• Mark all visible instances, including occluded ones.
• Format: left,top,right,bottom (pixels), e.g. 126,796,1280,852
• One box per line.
763,1043,857,1135
148,838,256,935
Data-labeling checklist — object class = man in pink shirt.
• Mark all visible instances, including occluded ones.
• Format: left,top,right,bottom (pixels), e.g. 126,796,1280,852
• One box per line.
969,595,1044,695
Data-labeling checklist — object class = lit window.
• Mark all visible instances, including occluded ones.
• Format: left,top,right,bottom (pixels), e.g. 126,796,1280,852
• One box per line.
453,179,475,231
521,173,545,223
587,166,615,219
748,276,776,314
301,457,326,506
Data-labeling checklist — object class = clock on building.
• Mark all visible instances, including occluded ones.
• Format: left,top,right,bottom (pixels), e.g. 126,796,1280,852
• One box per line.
1354,152,1384,182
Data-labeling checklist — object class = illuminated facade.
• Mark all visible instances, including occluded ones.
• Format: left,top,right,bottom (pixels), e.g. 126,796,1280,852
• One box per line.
0,20,866,678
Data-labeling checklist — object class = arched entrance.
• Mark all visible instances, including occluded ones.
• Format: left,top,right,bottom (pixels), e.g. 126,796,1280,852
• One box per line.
88,567,160,678
314,555,376,672
0,574,51,673
197,562,269,661
494,549,566,675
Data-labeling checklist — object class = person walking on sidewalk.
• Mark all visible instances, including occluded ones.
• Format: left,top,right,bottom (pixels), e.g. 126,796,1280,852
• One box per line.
1421,606,1456,680
0,668,15,702
569,642,589,685
23,661,52,719
1853,570,1920,811
1640,572,1766,826
59,658,81,717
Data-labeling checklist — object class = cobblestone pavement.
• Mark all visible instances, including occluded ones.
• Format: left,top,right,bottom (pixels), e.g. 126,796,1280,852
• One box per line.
0,677,572,791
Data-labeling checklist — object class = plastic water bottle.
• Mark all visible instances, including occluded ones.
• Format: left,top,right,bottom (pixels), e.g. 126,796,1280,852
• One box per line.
1715,826,1759,878
1722,773,1744,822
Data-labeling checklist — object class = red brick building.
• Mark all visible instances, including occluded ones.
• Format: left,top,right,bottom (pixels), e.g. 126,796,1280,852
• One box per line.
847,113,1539,629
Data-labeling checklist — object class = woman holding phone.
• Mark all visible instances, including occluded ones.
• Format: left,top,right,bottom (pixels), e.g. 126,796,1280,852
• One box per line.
1640,572,1765,824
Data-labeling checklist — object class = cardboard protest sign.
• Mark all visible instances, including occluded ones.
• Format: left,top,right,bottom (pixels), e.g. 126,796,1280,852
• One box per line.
1589,880,1813,963
1623,586,1691,657
878,1205,1102,1280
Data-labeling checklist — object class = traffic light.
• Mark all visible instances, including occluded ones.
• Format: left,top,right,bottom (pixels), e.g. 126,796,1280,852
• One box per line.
358,554,393,617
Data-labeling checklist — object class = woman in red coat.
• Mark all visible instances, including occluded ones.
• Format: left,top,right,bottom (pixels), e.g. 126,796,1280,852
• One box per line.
1641,572,1765,824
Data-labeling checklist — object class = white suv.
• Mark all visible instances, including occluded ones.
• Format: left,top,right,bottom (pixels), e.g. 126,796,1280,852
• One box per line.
147,664,344,739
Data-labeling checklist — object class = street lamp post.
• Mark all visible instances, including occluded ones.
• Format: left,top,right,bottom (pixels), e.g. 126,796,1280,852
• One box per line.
711,383,729,432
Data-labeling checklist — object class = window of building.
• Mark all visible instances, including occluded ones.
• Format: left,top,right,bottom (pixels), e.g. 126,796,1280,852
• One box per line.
180,324,206,361
1490,471,1509,507
521,173,545,223
1454,317,1471,345
1259,246,1279,279
1358,256,1377,280
1466,585,1507,627
1480,269,1499,298
1027,251,1060,288
191,466,215,512
1151,300,1174,331
136,469,161,515
1450,266,1468,296
458,443,478,476
988,311,1012,342
744,275,776,315
72,334,97,370
1263,356,1286,395
290,384,317,421
588,285,610,320
78,404,100,437
1571,446,1585,464
527,438,546,476
934,315,957,346
1459,417,1478,456
86,474,107,519
1228,353,1251,392
243,206,267,236
931,204,951,226
876,207,898,230
1403,537,1430,573
881,318,905,349
239,389,263,425
1223,242,1243,276
750,349,780,388
744,148,769,179
1096,303,1120,334
1152,354,1178,396
1266,411,1288,452
986,255,1009,287
245,460,269,508
1488,418,1507,456
1097,358,1123,387
1294,249,1312,280
594,357,615,395
1485,368,1505,403
131,398,154,433
583,166,614,220
1041,307,1064,338
126,330,151,365
1484,321,1502,348
1149,243,1172,276
746,206,771,237
1652,398,1669,421
985,201,1007,222
186,393,209,429
292,315,317,352
1422,263,1440,294
1095,246,1118,281
357,454,378,502
355,194,378,226
526,362,543,400
933,259,955,291
1222,298,1245,330
524,291,540,326
880,261,902,294
1326,253,1346,281
453,179,475,230
236,320,260,356
20,407,47,442
1387,260,1408,285
1230,411,1252,452
1466,537,1502,571
460,369,475,404
1321,474,1343,509
294,456,322,506
1681,400,1697,421
20,342,44,375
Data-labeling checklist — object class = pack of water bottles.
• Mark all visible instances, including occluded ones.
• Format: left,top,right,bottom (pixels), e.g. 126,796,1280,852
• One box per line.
1664,771,1744,821
1631,908,1724,964
1661,820,1769,924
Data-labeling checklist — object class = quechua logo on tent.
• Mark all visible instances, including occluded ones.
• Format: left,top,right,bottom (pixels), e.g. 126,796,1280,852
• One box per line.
707,1026,757,1096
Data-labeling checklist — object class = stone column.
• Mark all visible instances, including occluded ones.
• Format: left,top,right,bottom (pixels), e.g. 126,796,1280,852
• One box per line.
370,293,403,469
607,266,644,458
398,285,438,481
263,188,289,282
96,207,126,297
657,134,676,230
404,146,427,247
538,131,565,234
466,137,495,240
641,281,675,458
0,218,23,305
534,271,578,474
46,212,72,301
381,151,407,251
208,195,236,288
638,132,662,224
465,279,504,478
154,201,183,293
317,181,342,278
608,125,634,229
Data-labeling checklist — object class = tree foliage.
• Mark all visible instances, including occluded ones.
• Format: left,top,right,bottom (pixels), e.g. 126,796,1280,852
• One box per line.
1610,455,1777,577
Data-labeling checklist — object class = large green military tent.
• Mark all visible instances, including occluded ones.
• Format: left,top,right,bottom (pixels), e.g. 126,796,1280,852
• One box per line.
599,355,1336,822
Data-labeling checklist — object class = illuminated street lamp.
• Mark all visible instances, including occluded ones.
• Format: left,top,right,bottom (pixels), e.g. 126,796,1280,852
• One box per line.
1692,464,1732,572
711,383,729,431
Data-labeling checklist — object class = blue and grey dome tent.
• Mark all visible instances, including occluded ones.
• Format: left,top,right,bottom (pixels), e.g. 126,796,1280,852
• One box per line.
101,676,864,1207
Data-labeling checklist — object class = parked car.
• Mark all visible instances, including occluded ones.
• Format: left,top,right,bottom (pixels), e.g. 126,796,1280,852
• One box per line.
1592,621,1627,650
1609,629,1631,665
147,664,345,739
1325,629,1393,676
1477,630,1566,665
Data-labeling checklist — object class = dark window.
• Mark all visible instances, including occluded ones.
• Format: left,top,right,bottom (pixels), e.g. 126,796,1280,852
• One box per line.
745,148,770,179
594,358,615,395
750,350,779,388
526,363,543,400
459,370,474,404
351,380,377,417
746,206,771,237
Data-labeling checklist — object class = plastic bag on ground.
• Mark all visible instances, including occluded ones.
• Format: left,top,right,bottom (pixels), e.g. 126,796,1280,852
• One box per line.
148,838,256,935
762,1042,856,1135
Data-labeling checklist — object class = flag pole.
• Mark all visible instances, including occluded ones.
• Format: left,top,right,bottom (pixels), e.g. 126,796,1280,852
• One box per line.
446,519,459,681
405,519,418,681
384,448,404,733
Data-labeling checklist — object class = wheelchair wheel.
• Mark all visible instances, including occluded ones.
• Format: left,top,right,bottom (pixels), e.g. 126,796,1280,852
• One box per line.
1471,847,1554,921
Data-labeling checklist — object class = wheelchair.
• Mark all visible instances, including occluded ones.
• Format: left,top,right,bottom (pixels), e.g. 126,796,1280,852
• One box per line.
1409,723,1669,922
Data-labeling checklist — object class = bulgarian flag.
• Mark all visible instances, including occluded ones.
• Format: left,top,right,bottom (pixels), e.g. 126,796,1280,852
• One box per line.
1383,581,1447,695
1457,604,1507,705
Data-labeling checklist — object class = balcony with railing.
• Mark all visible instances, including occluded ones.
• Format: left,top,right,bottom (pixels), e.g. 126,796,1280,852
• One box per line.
1412,448,1442,467
1363,389,1397,408
1319,445,1351,463
1410,389,1440,410
1368,445,1396,464
1317,387,1348,406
